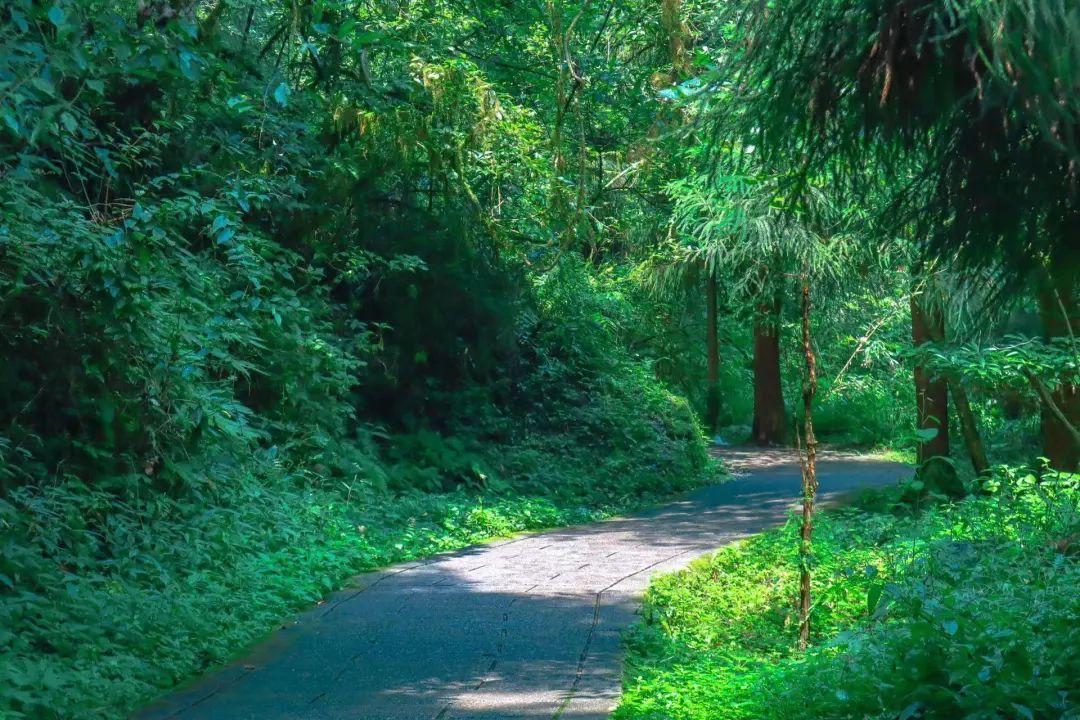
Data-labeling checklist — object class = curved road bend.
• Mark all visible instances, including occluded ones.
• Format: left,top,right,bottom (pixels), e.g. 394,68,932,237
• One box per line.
138,449,908,720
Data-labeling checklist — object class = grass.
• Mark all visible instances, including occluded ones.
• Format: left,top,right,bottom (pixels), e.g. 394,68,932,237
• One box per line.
616,465,1080,720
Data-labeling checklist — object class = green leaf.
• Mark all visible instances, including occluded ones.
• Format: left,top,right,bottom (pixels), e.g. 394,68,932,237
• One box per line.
1012,705,1034,720
866,581,884,614
1,110,19,134
60,112,77,133
10,10,29,32
31,77,56,96
273,83,290,107
178,48,200,80
47,5,66,29
898,702,922,720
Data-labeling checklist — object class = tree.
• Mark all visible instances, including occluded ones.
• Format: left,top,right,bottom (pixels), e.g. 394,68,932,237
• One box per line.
751,293,787,445
705,0,1080,284
796,273,818,650
910,295,950,464
1037,259,1080,471
702,1,1080,471
666,171,795,444
705,269,722,433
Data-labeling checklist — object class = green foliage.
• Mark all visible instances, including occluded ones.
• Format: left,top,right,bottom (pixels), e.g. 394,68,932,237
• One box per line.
0,455,687,719
907,336,1079,395
0,1,719,717
702,0,1080,280
617,465,1080,720
1,0,1070,717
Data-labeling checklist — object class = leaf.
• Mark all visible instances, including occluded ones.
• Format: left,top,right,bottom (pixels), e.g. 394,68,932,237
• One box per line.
47,5,66,29
1,110,19,134
914,427,938,441
31,77,56,96
60,112,77,133
866,581,884,614
941,620,958,636
94,147,117,178
178,48,200,80
1011,705,1034,720
273,82,290,107
11,10,29,32
898,702,922,720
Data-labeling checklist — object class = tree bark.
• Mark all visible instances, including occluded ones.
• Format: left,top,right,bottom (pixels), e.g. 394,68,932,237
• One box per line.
660,0,690,79
752,297,786,445
1023,368,1080,451
948,379,990,477
921,312,990,479
797,280,818,652
1037,262,1080,471
910,297,949,462
705,271,721,433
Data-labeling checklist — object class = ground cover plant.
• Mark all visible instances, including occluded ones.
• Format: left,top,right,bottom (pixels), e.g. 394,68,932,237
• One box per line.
617,465,1080,720
1,449,707,719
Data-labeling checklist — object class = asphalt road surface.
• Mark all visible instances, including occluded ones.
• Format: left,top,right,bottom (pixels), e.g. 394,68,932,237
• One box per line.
138,449,908,720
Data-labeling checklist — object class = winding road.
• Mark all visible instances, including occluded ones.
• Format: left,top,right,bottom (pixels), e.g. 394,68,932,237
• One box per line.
139,449,908,720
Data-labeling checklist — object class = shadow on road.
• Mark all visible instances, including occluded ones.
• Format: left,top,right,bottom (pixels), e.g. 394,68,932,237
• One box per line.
137,450,910,720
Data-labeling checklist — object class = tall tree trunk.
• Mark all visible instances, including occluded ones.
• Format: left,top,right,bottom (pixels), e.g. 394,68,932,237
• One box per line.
752,298,786,444
705,271,721,434
921,311,990,479
949,380,990,477
910,297,949,461
797,279,818,652
1023,368,1080,452
545,0,570,239
1038,261,1080,471
660,0,690,80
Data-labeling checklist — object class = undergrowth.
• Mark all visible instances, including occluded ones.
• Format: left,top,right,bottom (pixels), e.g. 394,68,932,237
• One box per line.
617,465,1080,720
1,431,713,720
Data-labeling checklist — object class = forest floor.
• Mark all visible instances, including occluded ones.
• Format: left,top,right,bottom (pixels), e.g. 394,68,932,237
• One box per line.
138,449,908,720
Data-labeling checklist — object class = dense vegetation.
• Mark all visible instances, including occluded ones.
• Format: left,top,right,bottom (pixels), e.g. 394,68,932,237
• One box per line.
618,468,1080,720
1,0,1077,718
0,1,718,716
617,1,1080,719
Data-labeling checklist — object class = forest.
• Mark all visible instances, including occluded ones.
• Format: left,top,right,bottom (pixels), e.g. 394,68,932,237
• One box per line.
0,0,1077,718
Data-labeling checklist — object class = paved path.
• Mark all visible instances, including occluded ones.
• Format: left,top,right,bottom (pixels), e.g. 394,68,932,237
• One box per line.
139,450,908,720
